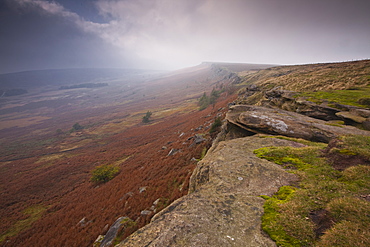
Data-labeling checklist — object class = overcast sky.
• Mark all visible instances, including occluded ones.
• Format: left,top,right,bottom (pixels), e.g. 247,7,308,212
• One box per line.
1,0,370,74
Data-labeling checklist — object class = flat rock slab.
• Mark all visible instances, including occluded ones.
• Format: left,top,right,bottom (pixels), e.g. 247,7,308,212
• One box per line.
227,105,370,143
118,136,299,247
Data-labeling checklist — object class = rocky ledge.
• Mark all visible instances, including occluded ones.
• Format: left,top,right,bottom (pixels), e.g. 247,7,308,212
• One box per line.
116,104,370,246
118,135,300,247
226,105,370,143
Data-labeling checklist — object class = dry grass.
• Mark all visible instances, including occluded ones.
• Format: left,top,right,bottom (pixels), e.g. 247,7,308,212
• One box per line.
241,60,370,92
0,205,48,243
255,135,370,246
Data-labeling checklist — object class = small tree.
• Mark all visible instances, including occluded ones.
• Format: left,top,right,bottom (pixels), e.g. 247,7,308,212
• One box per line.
198,92,210,110
91,164,120,184
142,111,152,123
71,122,84,131
209,117,222,134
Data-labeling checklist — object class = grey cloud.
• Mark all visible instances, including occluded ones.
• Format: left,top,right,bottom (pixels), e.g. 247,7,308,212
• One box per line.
0,0,137,73
93,0,370,67
1,0,370,73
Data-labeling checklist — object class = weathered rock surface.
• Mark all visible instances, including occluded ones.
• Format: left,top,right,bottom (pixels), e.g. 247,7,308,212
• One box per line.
117,102,370,246
118,136,299,247
226,105,370,143
336,111,367,123
100,217,129,247
239,87,370,124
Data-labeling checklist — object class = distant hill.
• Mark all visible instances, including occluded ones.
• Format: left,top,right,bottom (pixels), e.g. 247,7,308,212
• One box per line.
239,59,370,91
201,61,276,72
0,68,160,90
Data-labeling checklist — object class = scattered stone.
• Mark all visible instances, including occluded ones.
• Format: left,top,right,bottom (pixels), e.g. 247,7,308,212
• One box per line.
167,148,179,156
194,134,206,144
77,217,88,227
100,216,132,247
139,187,147,193
149,198,162,212
153,198,160,206
120,192,134,201
161,146,167,150
93,235,104,247
141,210,152,216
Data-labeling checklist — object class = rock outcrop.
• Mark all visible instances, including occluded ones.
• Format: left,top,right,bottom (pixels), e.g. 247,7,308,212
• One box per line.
96,217,135,247
116,101,370,246
238,87,370,130
226,105,370,143
118,135,299,247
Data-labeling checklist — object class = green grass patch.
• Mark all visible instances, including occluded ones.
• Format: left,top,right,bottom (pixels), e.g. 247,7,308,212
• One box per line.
261,186,304,247
297,86,370,107
0,204,47,243
324,121,344,128
255,135,370,246
91,164,120,184
258,135,327,147
339,135,370,158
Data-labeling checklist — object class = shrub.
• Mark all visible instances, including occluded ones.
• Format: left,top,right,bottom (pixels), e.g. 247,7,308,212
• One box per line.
91,165,120,183
142,111,152,123
198,88,223,111
198,92,210,110
71,122,84,132
209,117,222,133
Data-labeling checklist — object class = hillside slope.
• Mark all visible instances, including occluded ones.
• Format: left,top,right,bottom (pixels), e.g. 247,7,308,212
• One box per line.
0,63,271,246
118,60,370,247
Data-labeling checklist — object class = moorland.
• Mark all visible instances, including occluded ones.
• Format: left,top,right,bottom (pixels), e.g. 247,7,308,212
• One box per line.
0,63,271,246
1,60,369,247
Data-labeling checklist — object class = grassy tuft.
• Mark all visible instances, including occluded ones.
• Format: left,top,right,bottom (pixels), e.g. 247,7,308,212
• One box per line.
255,135,370,246
339,135,370,158
317,221,370,247
297,86,370,107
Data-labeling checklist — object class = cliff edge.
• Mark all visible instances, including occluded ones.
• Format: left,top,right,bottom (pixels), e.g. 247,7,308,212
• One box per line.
115,60,370,246
117,135,299,246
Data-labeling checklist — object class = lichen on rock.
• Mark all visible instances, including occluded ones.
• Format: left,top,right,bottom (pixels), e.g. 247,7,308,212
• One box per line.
117,136,299,247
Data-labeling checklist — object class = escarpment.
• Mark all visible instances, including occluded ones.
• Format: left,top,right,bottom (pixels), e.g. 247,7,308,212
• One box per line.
117,135,299,247
117,105,370,246
114,60,370,246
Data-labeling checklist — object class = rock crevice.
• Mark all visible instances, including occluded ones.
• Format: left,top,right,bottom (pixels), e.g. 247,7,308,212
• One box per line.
118,135,299,247
117,102,370,246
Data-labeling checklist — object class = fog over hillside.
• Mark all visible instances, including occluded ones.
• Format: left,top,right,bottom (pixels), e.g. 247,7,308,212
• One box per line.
0,68,162,89
1,0,370,73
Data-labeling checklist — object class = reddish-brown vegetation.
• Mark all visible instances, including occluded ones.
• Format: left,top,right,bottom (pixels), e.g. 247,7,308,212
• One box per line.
0,64,247,246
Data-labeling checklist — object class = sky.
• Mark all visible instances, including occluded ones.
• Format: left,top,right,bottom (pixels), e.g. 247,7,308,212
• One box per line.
1,0,370,74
